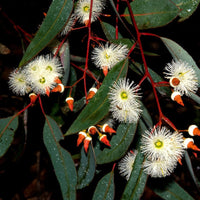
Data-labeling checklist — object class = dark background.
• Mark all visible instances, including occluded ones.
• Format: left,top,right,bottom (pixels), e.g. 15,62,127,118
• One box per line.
0,0,200,199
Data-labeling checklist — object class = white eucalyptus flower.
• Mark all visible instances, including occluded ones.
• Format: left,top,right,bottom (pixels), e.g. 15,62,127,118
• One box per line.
118,151,137,180
8,69,31,96
164,60,198,96
108,78,142,123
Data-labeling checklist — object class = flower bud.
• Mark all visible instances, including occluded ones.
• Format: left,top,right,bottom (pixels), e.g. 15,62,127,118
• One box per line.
99,134,111,147
87,87,97,100
171,91,184,106
102,124,116,135
66,97,74,111
51,84,65,93
77,131,87,147
169,77,180,87
102,66,108,76
183,138,200,151
188,125,200,136
84,136,92,153
88,126,97,135
29,93,37,104
54,76,62,84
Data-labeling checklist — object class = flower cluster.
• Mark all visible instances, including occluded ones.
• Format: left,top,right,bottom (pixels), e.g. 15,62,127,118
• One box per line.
108,78,142,123
164,60,198,96
77,122,116,153
141,126,185,178
91,43,129,76
8,55,63,97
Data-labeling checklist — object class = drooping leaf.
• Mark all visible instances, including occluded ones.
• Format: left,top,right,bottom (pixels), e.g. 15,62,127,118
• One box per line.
152,179,195,200
60,41,71,86
100,21,123,41
124,0,179,29
43,115,77,200
19,0,73,67
184,151,200,190
161,37,200,88
65,59,128,135
172,0,200,21
92,171,115,200
77,145,96,189
94,123,137,165
121,121,148,200
0,116,18,157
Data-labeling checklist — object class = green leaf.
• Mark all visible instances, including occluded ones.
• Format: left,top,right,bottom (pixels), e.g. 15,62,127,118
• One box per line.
100,22,123,41
172,0,200,21
60,41,71,86
43,115,77,200
152,179,195,200
95,123,137,165
92,171,115,200
19,0,73,66
190,93,200,105
124,0,179,29
184,151,200,190
77,145,96,189
0,116,18,157
121,121,148,200
65,59,128,135
161,37,200,88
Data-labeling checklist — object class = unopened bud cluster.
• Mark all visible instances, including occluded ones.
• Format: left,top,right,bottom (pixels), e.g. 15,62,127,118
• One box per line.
77,123,116,153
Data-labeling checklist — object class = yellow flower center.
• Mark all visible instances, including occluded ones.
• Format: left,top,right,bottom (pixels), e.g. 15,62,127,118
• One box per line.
105,53,110,59
154,139,163,148
32,66,37,71
83,5,90,13
46,65,53,71
121,91,128,100
18,78,25,83
39,77,46,84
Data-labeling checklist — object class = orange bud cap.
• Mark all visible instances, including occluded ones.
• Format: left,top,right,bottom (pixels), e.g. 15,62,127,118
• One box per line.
188,125,200,136
178,158,182,165
169,77,180,87
66,97,74,111
29,93,38,104
45,87,50,97
84,19,89,27
84,136,92,153
102,66,108,76
77,131,87,147
51,84,65,93
54,77,62,84
184,138,200,151
171,91,184,106
102,124,116,135
88,126,97,135
87,88,97,100
99,134,111,147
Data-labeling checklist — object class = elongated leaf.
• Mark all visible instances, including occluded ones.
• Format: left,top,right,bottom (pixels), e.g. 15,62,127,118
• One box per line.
92,171,115,200
172,0,200,21
121,121,148,200
100,22,123,41
184,151,200,190
95,123,137,165
43,115,77,200
60,41,71,86
161,37,200,88
65,59,128,135
0,116,18,157
124,0,179,29
77,145,96,189
152,179,194,200
190,93,200,105
19,0,73,66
